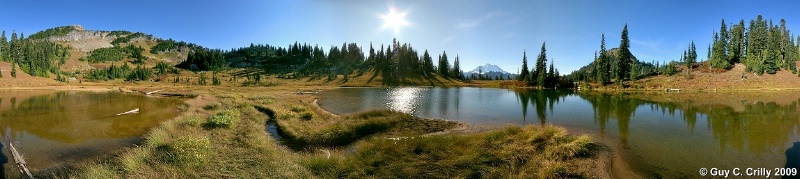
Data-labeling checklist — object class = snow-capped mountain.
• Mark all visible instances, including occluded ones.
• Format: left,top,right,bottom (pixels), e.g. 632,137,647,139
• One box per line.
467,63,510,74
463,63,516,80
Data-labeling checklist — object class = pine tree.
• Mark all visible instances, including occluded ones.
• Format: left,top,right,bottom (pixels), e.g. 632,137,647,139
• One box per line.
535,42,547,87
11,62,17,77
729,20,746,64
422,50,434,75
518,51,529,81
452,55,461,80
747,15,769,74
547,59,555,88
438,51,450,77
684,41,697,75
595,34,610,84
711,19,730,69
199,72,208,85
0,30,6,61
616,24,632,83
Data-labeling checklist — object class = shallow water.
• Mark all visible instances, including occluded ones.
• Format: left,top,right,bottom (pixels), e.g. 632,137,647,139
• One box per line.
0,90,183,175
317,87,800,178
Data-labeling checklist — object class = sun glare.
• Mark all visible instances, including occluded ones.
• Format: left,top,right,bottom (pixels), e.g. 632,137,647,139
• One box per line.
380,7,409,36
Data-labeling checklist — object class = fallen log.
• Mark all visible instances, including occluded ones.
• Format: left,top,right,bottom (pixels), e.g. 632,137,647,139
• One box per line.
5,134,33,179
116,108,140,116
145,89,163,95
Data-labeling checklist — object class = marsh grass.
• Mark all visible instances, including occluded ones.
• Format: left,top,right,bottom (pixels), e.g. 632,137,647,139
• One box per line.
303,125,601,178
71,87,602,179
205,109,240,128
274,109,457,149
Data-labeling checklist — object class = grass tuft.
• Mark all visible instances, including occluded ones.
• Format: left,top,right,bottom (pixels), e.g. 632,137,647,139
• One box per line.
300,111,315,120
205,109,240,128
202,103,220,110
161,136,212,167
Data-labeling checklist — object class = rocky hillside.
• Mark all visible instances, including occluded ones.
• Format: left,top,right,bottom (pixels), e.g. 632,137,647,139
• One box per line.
29,25,189,70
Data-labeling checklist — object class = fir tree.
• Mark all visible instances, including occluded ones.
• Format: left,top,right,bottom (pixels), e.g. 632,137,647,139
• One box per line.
11,62,16,78
438,51,450,77
0,30,6,61
452,55,461,80
535,42,547,86
595,34,610,84
518,51,529,81
616,24,632,83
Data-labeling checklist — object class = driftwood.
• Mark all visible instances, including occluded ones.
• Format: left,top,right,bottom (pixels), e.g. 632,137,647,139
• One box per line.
295,91,318,95
5,135,33,178
116,108,140,116
145,89,163,95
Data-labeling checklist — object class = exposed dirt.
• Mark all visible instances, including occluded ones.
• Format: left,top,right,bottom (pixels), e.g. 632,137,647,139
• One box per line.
0,62,64,87
631,63,800,91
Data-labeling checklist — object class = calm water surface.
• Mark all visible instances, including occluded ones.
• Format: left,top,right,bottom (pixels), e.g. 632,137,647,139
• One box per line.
317,87,800,178
0,90,183,175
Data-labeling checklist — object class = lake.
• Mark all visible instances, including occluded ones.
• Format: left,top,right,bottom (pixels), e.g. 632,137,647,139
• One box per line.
0,90,183,176
317,87,800,178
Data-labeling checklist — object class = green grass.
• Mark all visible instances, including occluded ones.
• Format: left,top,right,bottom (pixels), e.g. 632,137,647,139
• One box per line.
205,109,240,128
159,136,212,167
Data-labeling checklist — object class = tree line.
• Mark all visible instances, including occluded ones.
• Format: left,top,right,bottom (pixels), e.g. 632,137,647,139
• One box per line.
707,16,799,75
223,39,465,84
83,45,146,64
515,42,565,88
0,30,70,78
84,62,153,81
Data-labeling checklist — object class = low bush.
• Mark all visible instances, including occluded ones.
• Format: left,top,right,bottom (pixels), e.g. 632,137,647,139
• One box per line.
206,109,240,128
161,136,211,167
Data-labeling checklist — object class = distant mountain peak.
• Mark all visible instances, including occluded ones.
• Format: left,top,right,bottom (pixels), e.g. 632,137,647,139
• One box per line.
467,63,510,74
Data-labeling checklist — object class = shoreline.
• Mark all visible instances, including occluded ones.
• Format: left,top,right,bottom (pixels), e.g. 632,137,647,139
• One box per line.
2,84,720,178
310,87,641,178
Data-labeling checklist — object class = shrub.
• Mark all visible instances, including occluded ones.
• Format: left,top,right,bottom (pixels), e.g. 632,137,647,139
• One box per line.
163,136,211,167
290,105,307,113
300,111,315,120
206,109,240,128
203,103,220,110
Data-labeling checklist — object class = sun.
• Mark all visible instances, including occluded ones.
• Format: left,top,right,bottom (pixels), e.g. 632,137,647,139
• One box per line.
380,7,409,36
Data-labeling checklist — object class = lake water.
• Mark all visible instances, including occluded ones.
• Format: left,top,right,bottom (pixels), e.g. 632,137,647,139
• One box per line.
0,90,183,175
317,87,800,178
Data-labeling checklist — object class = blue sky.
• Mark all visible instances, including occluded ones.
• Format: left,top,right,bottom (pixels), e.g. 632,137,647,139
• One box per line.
1,0,798,73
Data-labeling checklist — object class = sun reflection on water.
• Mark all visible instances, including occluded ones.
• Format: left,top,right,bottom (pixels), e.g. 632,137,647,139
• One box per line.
385,87,424,113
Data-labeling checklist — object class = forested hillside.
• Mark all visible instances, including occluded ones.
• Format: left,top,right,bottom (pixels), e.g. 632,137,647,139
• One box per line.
566,15,800,87
224,38,466,85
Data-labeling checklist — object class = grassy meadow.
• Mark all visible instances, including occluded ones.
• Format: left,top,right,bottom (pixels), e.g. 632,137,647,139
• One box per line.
33,82,609,178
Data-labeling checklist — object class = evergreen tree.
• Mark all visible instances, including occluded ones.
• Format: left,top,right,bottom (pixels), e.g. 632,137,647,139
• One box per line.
452,55,461,79
710,19,731,69
547,59,555,88
616,24,632,83
438,51,450,77
595,34,610,84
684,41,697,75
765,21,780,74
212,73,221,86
199,72,208,85
11,62,17,77
422,50,434,75
729,20,746,64
746,15,769,74
0,30,6,61
518,51,529,81
535,42,547,87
